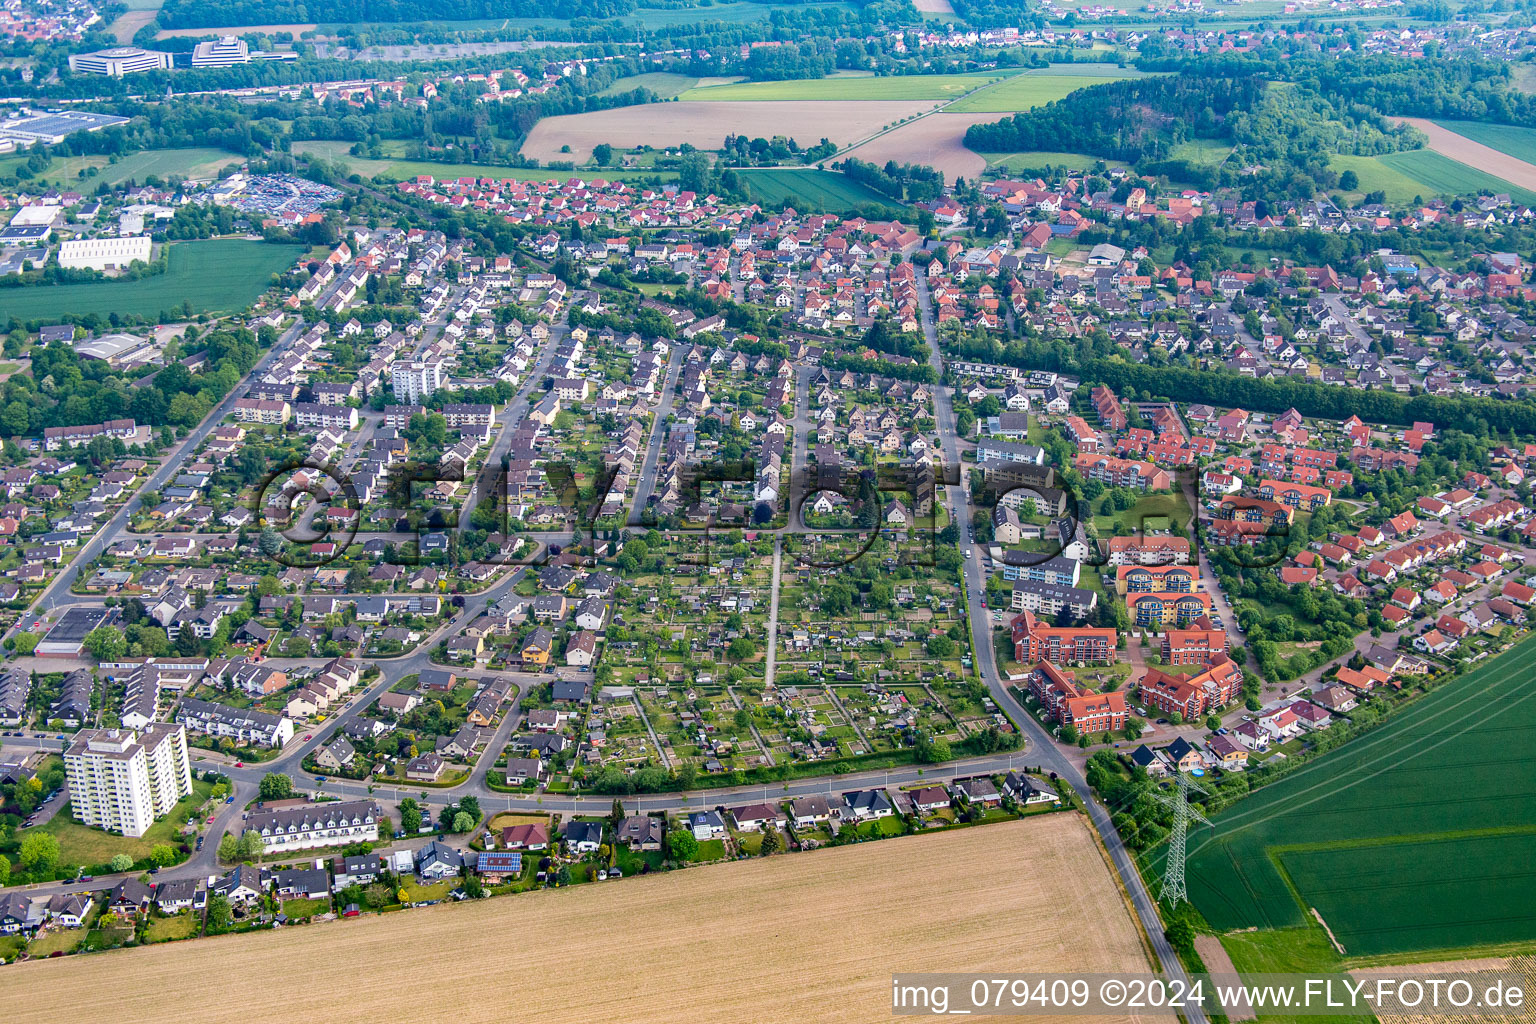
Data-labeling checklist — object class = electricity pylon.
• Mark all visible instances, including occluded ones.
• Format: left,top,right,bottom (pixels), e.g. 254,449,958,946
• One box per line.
1150,770,1211,906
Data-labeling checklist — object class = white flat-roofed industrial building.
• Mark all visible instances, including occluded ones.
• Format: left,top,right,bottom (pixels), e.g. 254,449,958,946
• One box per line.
68,47,174,77
0,110,132,145
63,724,193,837
58,235,153,271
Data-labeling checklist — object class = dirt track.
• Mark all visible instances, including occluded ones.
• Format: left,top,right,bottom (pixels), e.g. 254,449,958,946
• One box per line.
5,816,1174,1024
1398,118,1536,192
521,101,932,164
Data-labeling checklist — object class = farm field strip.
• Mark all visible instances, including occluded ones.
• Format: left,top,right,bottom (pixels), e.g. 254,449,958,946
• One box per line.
0,240,302,322
519,101,932,164
943,72,1123,113
1394,119,1536,200
678,70,1015,102
1430,119,1536,164
2,816,1172,1024
1184,633,1536,955
293,141,669,183
734,168,895,211
1378,149,1536,206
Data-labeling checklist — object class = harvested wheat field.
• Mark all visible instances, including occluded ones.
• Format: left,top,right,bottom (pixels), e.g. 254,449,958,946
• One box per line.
109,10,157,42
1398,117,1536,193
1354,955,1536,1024
839,112,1001,180
520,101,931,163
5,816,1172,1024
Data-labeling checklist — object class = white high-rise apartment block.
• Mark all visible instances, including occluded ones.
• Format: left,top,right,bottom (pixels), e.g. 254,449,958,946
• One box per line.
63,724,193,837
390,360,446,403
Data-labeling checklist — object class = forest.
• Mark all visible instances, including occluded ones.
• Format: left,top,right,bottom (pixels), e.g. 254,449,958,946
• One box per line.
965,71,1417,200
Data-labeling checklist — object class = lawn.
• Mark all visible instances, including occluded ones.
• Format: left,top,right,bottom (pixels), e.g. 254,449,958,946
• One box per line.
144,914,199,942
0,241,302,323
1169,138,1232,166
399,878,455,903
1090,491,1192,536
735,169,897,212
688,838,728,862
945,73,1123,113
1431,119,1536,165
1220,925,1359,1024
28,147,244,189
26,928,85,956
598,72,699,99
280,897,331,920
680,71,1014,102
37,778,214,871
1177,633,1536,958
983,150,1128,173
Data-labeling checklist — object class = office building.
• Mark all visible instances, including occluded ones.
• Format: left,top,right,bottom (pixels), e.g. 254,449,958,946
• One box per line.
191,36,250,68
68,47,174,77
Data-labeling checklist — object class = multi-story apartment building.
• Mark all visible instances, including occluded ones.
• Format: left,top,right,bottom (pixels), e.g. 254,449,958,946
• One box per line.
1010,611,1116,665
1105,535,1191,565
1162,622,1228,665
1125,591,1212,629
1138,655,1244,718
391,360,446,403
246,799,382,853
1115,564,1199,594
63,725,192,837
1029,662,1127,734
176,697,293,748
1072,453,1171,491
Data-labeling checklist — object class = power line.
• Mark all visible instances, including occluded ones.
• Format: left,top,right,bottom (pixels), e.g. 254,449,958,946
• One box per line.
1148,770,1211,906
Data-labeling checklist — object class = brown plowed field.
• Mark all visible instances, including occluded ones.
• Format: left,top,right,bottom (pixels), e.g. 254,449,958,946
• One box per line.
837,112,1000,180
520,101,931,163
6,815,1172,1024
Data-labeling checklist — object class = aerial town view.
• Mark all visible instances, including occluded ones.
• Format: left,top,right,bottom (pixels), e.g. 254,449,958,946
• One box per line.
0,0,1535,1020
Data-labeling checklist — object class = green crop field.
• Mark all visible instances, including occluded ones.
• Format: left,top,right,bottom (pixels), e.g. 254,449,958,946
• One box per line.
735,169,896,212
0,240,302,323
945,72,1124,113
1179,634,1536,958
1432,120,1536,165
1328,153,1430,205
12,148,244,190
598,72,699,99
680,71,1014,102
1378,149,1536,206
